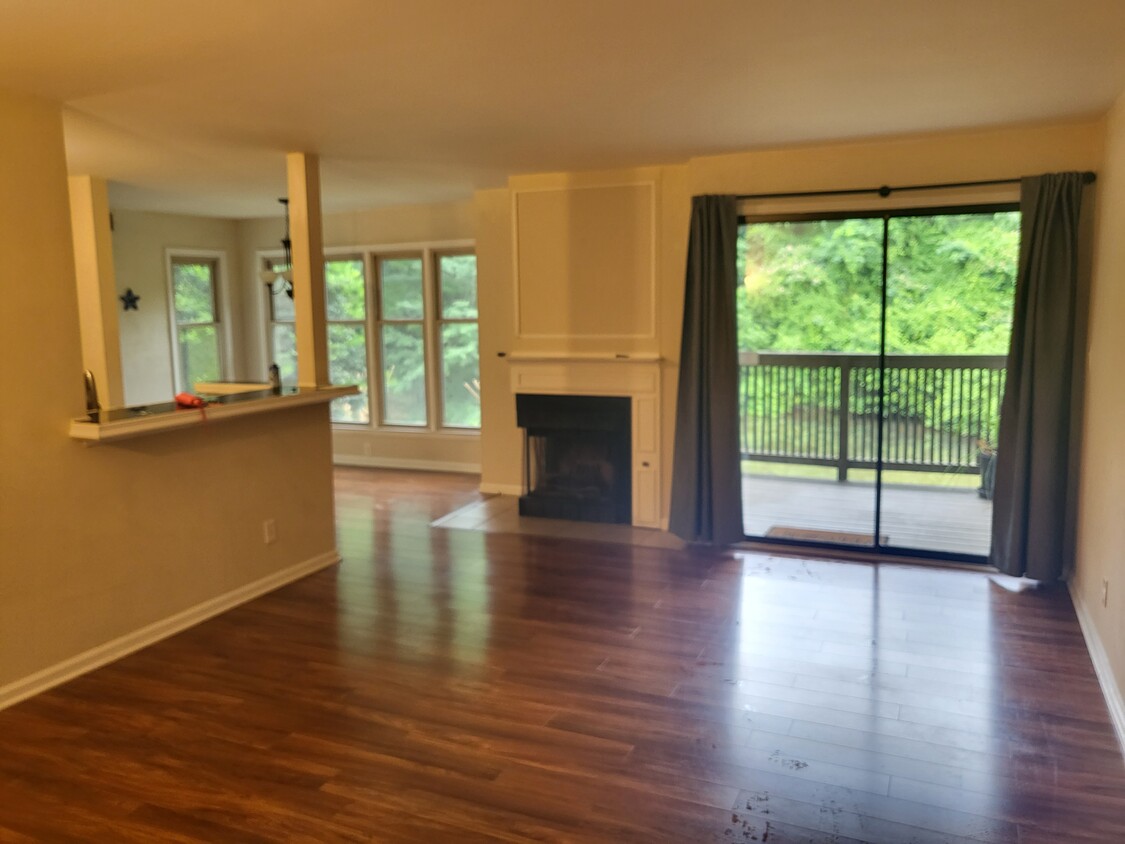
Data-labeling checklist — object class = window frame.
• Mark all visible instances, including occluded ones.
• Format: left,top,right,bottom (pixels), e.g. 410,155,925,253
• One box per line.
433,248,481,430
258,239,479,435
373,250,430,429
324,252,372,426
165,248,231,393
261,252,296,388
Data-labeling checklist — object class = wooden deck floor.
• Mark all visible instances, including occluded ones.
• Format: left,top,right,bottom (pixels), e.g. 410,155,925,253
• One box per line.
0,467,1121,842
744,475,994,557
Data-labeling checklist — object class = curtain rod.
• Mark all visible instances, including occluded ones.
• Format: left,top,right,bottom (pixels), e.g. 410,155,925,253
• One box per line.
736,171,1096,202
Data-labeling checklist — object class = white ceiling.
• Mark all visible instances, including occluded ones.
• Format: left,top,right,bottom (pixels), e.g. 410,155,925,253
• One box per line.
3,0,1124,218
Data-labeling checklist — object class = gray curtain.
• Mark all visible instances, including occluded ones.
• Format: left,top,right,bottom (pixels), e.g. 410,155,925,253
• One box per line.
991,173,1091,579
669,195,743,545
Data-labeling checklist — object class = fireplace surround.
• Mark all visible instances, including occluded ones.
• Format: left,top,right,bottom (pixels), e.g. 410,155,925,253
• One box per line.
508,356,663,529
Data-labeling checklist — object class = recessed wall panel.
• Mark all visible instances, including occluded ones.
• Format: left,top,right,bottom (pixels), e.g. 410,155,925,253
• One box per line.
513,183,655,340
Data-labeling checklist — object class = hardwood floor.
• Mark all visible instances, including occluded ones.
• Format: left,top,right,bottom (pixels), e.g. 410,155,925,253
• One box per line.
1,466,1123,842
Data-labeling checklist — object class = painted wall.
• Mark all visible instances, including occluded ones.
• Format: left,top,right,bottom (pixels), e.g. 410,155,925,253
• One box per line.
1075,91,1125,733
239,199,480,472
0,89,339,700
112,210,245,405
475,119,1106,523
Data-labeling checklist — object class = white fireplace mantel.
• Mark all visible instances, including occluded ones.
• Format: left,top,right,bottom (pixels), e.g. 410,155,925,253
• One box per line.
508,356,662,528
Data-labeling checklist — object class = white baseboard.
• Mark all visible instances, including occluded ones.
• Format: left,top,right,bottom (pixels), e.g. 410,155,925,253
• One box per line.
333,454,481,474
1068,579,1125,758
479,482,522,496
0,550,340,712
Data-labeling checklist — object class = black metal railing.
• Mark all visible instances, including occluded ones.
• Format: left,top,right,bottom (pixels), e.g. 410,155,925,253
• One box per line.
739,351,1006,481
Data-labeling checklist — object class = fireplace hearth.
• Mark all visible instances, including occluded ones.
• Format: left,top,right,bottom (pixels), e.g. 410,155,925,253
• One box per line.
516,394,631,524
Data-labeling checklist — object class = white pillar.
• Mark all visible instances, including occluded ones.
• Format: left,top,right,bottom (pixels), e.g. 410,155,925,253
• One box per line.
68,175,124,408
286,152,330,388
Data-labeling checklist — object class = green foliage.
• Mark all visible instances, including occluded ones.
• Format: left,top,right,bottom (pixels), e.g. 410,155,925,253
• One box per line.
325,260,370,423
177,325,220,389
736,212,1019,355
736,211,1018,452
172,260,219,389
172,261,216,324
438,255,480,427
380,258,425,319
269,254,481,429
439,254,479,318
381,323,427,424
326,259,365,321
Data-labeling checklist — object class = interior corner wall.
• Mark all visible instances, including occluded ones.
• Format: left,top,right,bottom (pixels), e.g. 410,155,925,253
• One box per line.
111,209,244,405
1074,93,1125,737
0,88,338,702
238,198,480,473
475,187,521,493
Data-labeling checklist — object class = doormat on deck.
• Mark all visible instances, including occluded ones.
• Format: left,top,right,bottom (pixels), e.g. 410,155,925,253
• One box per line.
765,526,887,546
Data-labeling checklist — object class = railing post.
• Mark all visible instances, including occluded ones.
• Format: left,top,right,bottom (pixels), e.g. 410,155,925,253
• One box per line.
837,360,850,482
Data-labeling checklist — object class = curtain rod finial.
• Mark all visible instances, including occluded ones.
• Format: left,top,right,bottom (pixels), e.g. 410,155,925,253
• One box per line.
878,185,892,198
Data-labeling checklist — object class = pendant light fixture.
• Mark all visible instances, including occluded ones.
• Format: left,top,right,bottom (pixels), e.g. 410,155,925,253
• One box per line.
259,197,294,299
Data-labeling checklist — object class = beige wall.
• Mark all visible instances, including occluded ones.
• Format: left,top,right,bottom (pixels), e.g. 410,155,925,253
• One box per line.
1075,92,1125,725
0,89,338,698
475,118,1105,512
240,199,480,472
112,209,245,404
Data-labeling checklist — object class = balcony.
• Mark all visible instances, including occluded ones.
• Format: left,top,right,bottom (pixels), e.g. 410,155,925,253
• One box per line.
739,351,1005,556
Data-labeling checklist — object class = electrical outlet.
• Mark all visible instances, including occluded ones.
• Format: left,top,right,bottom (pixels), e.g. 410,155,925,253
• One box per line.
1102,578,1109,608
263,518,277,545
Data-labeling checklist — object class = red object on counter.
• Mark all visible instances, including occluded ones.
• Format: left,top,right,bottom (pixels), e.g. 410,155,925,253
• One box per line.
174,392,207,408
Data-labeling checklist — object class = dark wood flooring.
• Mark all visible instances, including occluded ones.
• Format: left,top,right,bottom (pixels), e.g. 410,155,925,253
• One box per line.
1,467,1123,842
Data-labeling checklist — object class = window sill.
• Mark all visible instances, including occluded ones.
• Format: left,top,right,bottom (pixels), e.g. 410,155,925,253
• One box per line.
331,424,480,437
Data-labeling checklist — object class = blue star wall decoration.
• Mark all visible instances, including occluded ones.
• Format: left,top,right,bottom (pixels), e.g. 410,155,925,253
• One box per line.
119,288,140,310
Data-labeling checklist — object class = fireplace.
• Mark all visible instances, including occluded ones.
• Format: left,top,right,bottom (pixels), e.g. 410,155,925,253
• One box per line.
516,394,631,524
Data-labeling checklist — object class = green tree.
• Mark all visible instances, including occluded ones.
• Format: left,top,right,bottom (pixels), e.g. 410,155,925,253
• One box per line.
736,211,1019,442
325,259,370,423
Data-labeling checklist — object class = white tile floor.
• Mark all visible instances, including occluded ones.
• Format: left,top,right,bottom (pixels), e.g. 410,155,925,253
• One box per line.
431,495,686,549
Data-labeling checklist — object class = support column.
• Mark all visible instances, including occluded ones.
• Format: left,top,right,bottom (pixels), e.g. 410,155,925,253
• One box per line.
286,152,330,388
68,175,124,408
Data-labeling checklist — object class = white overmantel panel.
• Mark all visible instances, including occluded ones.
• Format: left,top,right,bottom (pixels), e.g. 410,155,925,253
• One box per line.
508,358,662,529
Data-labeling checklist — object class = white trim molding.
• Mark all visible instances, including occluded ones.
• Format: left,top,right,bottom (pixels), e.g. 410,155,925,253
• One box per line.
333,453,481,474
165,247,232,393
0,551,340,712
480,482,523,496
1069,579,1125,758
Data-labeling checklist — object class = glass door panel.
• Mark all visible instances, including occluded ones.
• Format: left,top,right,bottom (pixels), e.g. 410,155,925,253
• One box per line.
878,211,1019,556
737,218,884,548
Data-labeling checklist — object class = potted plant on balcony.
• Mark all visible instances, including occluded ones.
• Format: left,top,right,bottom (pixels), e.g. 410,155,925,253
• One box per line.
977,439,996,500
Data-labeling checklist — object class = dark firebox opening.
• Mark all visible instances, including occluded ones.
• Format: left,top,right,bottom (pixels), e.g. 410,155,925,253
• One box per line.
516,394,631,524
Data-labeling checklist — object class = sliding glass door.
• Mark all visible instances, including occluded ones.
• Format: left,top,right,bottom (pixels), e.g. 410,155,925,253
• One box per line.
737,205,1019,561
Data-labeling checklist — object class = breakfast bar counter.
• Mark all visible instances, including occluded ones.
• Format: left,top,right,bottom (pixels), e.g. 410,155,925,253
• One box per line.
69,385,358,443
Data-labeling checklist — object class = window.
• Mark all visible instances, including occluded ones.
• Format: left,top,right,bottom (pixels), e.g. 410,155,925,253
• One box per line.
264,257,297,385
264,243,479,432
169,255,224,392
436,252,480,428
736,205,1019,559
325,257,370,424
376,255,428,426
